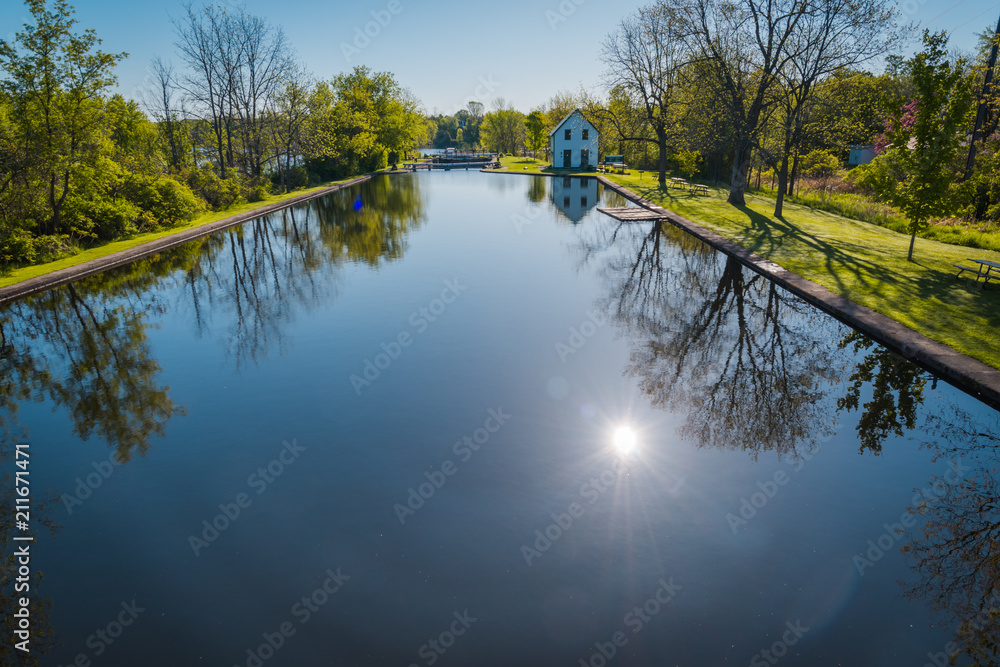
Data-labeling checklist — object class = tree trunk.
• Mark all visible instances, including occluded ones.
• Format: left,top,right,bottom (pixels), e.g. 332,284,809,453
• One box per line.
789,151,801,197
728,143,752,205
657,131,668,185
907,229,917,262
774,151,791,217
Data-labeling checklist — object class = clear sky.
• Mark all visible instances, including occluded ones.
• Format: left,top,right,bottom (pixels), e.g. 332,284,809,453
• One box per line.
2,0,999,115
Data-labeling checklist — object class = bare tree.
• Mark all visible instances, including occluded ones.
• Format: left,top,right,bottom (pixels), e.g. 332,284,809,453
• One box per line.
269,68,312,192
601,3,686,184
771,0,905,216
172,2,230,173
674,0,813,205
229,9,294,178
141,56,185,171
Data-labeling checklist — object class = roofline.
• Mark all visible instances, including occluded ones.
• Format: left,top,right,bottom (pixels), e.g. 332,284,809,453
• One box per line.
548,109,596,137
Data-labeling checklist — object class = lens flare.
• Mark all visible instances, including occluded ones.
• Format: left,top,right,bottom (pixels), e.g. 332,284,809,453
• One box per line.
613,426,637,454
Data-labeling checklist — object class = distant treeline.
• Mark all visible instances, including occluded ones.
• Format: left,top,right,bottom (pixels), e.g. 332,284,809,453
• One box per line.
0,0,427,267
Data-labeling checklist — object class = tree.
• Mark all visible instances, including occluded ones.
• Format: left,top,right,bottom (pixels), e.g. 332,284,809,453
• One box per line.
525,110,547,157
0,0,126,235
601,3,685,184
856,32,976,261
674,0,811,205
767,0,904,216
676,148,701,180
141,56,187,171
480,98,524,155
270,70,312,192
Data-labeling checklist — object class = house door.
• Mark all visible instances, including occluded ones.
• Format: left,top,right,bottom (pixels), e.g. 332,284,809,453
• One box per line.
563,150,572,169
581,149,589,169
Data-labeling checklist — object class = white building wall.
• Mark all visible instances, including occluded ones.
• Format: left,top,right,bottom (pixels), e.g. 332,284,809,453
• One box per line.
549,111,599,170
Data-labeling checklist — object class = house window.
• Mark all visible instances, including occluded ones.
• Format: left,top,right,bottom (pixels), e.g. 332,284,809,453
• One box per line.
564,197,571,207
581,197,588,207
565,129,572,140
582,129,589,140
563,177,573,187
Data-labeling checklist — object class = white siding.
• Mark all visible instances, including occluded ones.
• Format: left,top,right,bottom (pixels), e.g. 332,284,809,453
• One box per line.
549,111,599,170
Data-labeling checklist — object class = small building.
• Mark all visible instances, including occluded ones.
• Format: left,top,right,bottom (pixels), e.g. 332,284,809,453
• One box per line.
848,144,876,166
549,109,599,170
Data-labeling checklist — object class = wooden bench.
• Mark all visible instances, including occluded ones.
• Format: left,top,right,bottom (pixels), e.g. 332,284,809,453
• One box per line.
690,185,710,196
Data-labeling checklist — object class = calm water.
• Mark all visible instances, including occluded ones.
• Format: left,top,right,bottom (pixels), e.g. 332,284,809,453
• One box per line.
1,172,998,666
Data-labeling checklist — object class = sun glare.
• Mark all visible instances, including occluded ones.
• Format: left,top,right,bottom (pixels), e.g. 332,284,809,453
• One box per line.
613,426,637,454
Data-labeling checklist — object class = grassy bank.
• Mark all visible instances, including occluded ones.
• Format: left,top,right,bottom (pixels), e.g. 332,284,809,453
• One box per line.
760,185,1000,252
0,177,358,290
604,175,1000,371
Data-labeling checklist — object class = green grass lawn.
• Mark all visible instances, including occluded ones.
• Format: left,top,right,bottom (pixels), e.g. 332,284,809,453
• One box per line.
604,174,1000,371
497,156,550,173
0,177,359,290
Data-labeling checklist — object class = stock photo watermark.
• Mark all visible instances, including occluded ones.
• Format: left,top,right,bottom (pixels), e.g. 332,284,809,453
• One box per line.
521,458,625,566
56,600,145,667
852,459,970,576
188,439,306,556
394,407,512,524
408,610,478,667
511,201,543,234
340,0,410,63
749,620,810,666
61,451,124,515
233,567,350,667
350,279,468,396
725,448,820,534
546,0,587,31
577,578,682,667
555,310,607,363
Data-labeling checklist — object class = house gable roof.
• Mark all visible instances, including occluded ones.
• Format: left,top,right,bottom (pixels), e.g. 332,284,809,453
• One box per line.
548,109,597,137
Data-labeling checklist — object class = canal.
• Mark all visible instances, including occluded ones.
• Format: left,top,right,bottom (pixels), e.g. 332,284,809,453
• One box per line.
1,171,997,666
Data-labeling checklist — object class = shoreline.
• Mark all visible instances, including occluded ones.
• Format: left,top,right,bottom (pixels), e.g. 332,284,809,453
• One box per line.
593,174,1000,409
0,175,372,305
481,167,1000,408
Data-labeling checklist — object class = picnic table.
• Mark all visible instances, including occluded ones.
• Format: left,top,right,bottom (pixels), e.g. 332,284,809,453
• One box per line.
690,184,710,196
953,258,1000,286
670,178,689,189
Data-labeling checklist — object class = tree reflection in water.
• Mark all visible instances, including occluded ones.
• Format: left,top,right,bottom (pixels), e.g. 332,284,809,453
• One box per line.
904,405,1000,665
587,218,845,459
836,331,929,456
0,175,426,462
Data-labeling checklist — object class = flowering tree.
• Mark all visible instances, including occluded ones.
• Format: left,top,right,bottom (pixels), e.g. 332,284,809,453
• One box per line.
857,32,975,261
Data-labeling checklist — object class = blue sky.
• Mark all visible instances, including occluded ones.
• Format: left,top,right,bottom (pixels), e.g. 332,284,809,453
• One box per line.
2,0,999,114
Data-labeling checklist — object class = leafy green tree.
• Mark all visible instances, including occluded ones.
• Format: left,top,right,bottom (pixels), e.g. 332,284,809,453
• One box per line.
480,99,525,155
676,148,702,180
855,32,976,261
525,110,547,157
0,0,126,235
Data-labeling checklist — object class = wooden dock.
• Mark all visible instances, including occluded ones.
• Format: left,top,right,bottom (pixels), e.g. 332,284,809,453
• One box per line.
597,206,669,222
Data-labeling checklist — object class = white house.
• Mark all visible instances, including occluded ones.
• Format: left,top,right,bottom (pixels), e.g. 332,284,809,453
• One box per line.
549,109,599,170
552,176,599,224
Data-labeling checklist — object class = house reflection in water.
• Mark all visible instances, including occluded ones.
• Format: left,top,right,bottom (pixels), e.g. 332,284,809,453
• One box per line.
551,176,599,224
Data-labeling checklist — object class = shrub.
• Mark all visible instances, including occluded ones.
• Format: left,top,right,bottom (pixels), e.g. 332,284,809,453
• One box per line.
288,166,309,189
125,177,204,226
185,167,243,210
0,226,39,265
73,197,142,241
243,178,271,203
